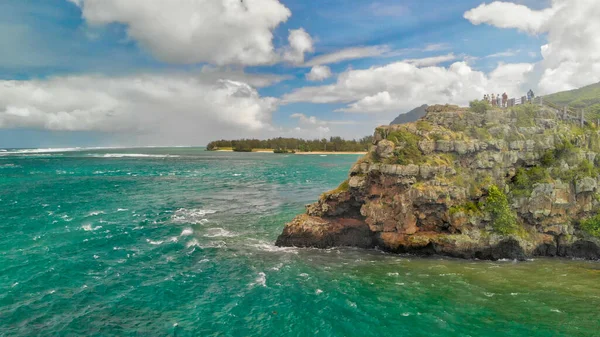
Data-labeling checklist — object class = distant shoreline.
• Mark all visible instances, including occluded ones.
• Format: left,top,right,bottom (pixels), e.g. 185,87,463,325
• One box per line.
213,149,367,155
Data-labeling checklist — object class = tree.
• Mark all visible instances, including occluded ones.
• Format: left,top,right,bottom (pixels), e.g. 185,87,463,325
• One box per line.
469,99,491,114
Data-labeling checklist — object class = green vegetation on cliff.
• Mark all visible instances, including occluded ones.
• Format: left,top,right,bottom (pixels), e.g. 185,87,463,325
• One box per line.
485,185,520,235
580,215,600,238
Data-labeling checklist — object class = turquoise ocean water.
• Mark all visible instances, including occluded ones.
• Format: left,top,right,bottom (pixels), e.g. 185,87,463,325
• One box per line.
1,147,599,336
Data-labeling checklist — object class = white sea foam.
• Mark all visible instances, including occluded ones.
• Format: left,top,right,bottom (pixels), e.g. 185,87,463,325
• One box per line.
116,208,129,212
387,272,399,276
203,228,236,238
252,272,267,287
315,289,323,295
551,309,562,313
251,242,299,254
147,239,164,245
171,208,216,225
96,153,180,158
81,224,103,231
88,211,105,216
186,239,200,248
0,147,83,155
180,228,194,236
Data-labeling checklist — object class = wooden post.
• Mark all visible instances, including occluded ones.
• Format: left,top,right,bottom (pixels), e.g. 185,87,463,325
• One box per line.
581,109,584,127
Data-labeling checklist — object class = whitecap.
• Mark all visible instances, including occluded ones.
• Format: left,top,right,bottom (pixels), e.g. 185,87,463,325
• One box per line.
88,211,105,216
117,208,129,212
81,224,103,231
299,273,309,278
251,272,267,287
251,241,299,254
97,153,180,158
401,313,411,317
147,239,164,245
171,208,216,225
180,228,194,236
483,292,495,297
315,289,323,295
203,228,236,238
551,309,562,313
186,239,200,248
387,272,399,276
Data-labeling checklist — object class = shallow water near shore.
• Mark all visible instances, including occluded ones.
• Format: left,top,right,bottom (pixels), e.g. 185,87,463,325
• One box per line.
1,148,599,336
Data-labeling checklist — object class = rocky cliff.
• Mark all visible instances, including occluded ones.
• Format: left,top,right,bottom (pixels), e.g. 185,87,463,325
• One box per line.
276,104,600,260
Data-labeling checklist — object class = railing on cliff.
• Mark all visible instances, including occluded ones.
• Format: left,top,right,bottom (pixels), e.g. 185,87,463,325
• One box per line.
504,95,589,127
535,96,589,127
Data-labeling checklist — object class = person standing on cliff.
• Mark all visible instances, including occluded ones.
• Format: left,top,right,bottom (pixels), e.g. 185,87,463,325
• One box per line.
491,93,496,106
502,92,508,108
497,94,501,107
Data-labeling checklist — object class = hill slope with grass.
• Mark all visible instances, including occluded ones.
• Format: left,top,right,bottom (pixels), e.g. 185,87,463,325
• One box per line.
277,103,600,260
544,82,600,117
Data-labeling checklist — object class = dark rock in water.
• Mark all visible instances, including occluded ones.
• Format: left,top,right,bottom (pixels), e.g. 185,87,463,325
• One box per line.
390,104,428,125
277,104,600,260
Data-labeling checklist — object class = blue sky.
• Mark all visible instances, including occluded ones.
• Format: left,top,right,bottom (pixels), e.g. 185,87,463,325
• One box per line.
2,0,598,148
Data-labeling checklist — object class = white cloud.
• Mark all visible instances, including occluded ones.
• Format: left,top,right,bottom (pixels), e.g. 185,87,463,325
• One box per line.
464,1,557,34
422,43,451,52
283,28,314,65
69,0,313,66
465,0,600,93
290,113,357,126
486,49,520,58
284,61,532,114
403,53,458,67
0,73,278,145
306,65,332,81
305,45,391,67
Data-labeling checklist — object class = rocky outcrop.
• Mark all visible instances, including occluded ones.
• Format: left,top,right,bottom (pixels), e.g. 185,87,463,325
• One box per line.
276,105,600,260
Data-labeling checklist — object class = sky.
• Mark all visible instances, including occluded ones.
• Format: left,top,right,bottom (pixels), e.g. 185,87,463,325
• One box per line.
1,0,599,148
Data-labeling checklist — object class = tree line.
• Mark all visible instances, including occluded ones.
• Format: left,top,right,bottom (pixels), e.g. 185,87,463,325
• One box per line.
207,136,374,152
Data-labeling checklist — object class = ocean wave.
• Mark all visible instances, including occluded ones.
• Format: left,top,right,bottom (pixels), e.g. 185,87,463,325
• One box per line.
180,228,193,236
92,154,181,158
147,239,164,245
171,208,216,225
203,228,236,238
81,224,103,231
0,164,20,168
251,272,267,287
0,147,83,155
250,241,299,254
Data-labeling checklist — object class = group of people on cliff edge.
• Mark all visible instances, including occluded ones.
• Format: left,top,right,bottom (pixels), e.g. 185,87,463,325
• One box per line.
483,92,509,108
484,89,535,108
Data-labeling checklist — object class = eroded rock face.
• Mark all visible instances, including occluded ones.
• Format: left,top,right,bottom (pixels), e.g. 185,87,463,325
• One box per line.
276,106,600,260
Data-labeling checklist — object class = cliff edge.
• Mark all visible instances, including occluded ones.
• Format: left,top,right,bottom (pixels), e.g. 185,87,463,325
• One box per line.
276,104,600,260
